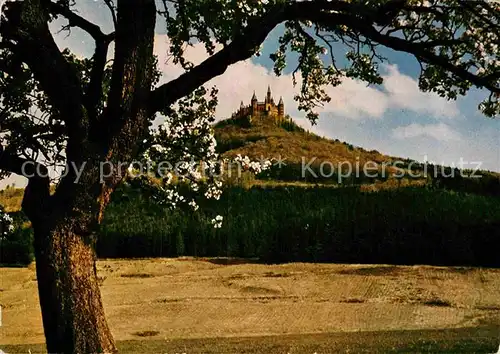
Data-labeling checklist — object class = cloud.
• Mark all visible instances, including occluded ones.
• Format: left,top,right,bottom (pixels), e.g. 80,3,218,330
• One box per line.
381,64,459,118
154,36,295,120
392,123,462,141
153,35,459,121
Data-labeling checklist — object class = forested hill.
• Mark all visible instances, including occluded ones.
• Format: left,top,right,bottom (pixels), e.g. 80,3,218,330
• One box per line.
213,112,500,192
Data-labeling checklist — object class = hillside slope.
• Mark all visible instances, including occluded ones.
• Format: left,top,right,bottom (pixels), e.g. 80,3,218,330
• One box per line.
214,113,500,191
215,114,395,166
215,113,424,184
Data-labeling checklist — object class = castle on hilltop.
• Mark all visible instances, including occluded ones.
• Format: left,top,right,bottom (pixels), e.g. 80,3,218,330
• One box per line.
231,86,286,124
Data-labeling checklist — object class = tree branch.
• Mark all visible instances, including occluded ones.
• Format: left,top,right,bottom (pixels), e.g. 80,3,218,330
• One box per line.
48,1,110,41
353,22,500,94
88,0,157,222
149,0,401,113
149,4,289,113
104,0,156,133
1,0,88,161
150,0,498,114
0,144,49,178
0,144,51,222
103,0,118,28
85,37,113,121
47,1,115,121
97,0,156,151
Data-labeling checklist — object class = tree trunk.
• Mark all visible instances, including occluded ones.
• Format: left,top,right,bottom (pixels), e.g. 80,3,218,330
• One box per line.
23,157,123,353
5,0,158,350
33,219,117,353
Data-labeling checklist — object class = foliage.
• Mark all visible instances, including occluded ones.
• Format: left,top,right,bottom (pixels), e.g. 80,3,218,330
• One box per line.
0,185,24,212
0,223,33,265
277,116,306,133
96,184,500,267
162,0,500,121
0,204,14,236
0,206,33,265
2,177,500,266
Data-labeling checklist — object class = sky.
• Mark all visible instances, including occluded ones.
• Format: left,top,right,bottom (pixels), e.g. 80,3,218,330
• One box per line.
1,1,499,188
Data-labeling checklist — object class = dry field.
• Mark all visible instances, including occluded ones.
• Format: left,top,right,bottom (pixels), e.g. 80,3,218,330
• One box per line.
1,258,500,353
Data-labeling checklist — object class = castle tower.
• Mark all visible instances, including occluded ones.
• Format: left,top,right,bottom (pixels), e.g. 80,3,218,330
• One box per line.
266,85,272,103
278,96,284,117
265,85,273,114
251,91,258,114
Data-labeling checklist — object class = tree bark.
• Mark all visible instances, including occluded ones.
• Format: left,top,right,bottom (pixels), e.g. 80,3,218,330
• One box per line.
19,157,119,353
32,217,117,353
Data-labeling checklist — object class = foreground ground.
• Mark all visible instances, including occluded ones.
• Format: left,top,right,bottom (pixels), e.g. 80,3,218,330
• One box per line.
1,258,500,353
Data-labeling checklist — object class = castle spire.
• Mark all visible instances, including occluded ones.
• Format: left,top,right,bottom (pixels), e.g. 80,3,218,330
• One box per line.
278,96,284,117
251,91,257,102
266,85,272,103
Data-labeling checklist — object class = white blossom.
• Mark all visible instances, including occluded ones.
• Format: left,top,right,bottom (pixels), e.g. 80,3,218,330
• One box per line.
0,209,14,239
211,215,223,229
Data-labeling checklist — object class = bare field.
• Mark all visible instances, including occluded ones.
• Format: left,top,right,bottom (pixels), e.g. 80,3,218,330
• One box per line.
1,258,500,352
